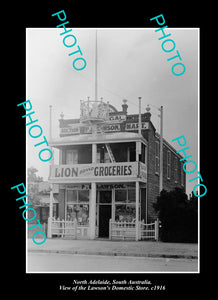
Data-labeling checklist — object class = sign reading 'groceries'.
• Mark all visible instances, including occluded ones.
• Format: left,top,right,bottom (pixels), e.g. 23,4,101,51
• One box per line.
49,162,147,183
53,162,137,178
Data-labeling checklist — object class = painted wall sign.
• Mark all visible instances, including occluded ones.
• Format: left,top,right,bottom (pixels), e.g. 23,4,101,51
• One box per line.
109,114,126,122
52,162,137,179
103,124,121,132
60,127,80,134
50,162,147,183
60,183,135,190
60,122,149,136
125,122,149,131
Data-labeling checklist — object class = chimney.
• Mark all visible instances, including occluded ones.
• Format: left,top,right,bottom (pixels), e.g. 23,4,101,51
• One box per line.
122,99,128,113
145,105,151,121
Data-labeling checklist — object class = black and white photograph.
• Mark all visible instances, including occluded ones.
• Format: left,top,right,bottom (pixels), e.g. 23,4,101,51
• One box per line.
25,26,199,274
9,7,209,299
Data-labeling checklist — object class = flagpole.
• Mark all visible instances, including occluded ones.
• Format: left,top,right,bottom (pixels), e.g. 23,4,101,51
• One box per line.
95,30,98,102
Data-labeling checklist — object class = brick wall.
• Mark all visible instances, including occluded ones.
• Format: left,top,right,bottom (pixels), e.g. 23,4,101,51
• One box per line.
143,124,159,222
162,144,186,192
142,116,186,222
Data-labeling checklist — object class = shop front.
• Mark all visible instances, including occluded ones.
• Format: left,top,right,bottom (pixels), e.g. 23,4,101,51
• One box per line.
48,181,146,240
47,123,148,240
96,184,141,238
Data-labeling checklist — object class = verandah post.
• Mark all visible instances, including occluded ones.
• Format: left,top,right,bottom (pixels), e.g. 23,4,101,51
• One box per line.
89,142,97,239
135,181,139,241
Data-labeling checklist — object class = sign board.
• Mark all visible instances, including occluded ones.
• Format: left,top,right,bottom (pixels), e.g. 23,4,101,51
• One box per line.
51,162,137,179
59,183,135,190
139,162,147,181
125,122,149,131
109,114,126,122
50,162,147,183
60,122,149,136
60,127,80,135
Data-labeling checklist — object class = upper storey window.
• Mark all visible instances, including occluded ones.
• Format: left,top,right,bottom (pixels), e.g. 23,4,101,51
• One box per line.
66,149,78,164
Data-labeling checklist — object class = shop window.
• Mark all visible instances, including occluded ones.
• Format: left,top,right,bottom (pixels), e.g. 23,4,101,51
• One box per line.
66,204,89,225
115,205,136,222
115,189,136,203
66,189,89,225
115,190,127,202
115,189,137,222
78,190,89,202
127,189,136,203
66,190,77,203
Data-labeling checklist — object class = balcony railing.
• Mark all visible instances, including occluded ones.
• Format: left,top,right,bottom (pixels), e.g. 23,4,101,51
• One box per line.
80,100,109,123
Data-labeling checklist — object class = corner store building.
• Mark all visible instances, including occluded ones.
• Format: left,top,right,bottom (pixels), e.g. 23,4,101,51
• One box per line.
48,100,186,240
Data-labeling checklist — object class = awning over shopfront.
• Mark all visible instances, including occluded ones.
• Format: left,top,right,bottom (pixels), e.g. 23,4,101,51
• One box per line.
38,195,59,206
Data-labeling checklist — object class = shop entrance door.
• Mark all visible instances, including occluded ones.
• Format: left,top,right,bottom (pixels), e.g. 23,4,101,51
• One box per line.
98,191,112,238
99,205,111,237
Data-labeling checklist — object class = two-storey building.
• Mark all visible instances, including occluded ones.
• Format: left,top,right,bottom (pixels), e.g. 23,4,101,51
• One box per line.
48,99,185,240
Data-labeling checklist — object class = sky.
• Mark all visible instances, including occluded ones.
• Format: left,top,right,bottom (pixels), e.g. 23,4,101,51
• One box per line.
26,28,199,195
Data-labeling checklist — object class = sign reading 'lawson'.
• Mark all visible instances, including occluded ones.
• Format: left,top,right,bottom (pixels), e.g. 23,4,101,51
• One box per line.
60,122,149,136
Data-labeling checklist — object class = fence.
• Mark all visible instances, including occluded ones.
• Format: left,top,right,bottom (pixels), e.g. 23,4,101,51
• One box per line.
140,220,159,241
47,217,159,241
109,219,159,241
48,217,89,239
109,219,137,241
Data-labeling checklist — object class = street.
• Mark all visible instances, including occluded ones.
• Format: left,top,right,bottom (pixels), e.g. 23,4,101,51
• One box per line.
27,252,198,272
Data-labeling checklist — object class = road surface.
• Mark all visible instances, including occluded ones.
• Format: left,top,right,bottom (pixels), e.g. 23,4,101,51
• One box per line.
27,252,198,272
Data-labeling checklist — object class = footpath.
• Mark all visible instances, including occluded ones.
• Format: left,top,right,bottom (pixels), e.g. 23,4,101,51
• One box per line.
28,238,198,259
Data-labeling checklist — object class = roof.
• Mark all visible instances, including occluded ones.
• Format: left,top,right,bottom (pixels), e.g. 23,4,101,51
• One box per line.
50,132,147,148
37,195,59,206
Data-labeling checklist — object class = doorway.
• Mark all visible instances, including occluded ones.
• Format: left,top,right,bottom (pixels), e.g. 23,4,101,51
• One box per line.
98,191,112,238
98,205,111,237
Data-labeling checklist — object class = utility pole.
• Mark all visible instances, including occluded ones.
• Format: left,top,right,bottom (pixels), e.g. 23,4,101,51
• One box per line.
48,104,53,238
135,97,142,241
138,97,142,136
49,105,52,141
159,106,163,193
